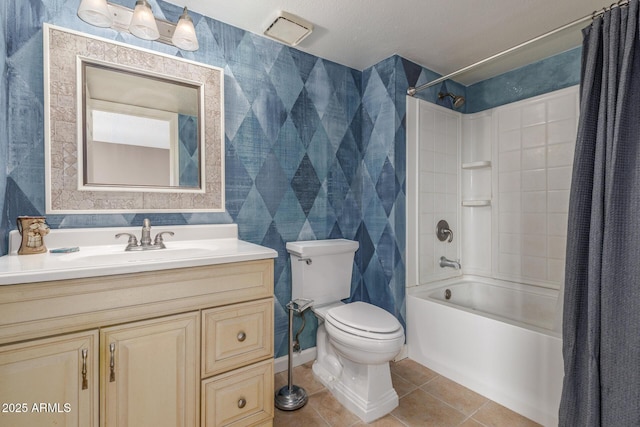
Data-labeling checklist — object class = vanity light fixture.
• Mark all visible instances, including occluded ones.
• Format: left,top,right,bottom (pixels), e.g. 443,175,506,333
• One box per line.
76,0,200,51
264,11,313,46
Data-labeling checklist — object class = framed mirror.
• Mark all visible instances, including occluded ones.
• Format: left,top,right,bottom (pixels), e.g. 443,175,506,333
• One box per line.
82,61,201,189
44,24,225,213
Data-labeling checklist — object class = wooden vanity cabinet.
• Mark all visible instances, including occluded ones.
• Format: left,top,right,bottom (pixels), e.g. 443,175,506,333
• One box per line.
0,259,275,427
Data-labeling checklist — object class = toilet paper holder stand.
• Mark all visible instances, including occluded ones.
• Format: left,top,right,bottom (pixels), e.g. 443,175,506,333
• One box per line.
274,298,314,411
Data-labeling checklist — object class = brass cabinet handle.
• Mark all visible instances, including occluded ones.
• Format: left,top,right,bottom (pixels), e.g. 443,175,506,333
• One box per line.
109,343,116,382
81,349,88,390
237,398,246,409
237,331,246,342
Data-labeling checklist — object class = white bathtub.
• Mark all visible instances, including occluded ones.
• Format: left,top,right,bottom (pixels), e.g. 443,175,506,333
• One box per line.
407,276,563,427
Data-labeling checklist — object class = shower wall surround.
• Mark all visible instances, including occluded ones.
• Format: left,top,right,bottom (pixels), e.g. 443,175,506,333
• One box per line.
2,0,581,358
415,103,461,283
408,86,577,290
492,86,577,288
460,111,492,277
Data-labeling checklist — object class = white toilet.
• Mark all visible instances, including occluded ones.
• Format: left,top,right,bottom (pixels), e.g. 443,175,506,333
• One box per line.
287,239,405,423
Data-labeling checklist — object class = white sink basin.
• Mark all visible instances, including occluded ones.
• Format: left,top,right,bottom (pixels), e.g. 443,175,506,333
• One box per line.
58,244,218,264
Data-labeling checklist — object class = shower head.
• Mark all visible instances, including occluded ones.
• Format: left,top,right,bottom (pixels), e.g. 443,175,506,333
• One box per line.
438,92,465,109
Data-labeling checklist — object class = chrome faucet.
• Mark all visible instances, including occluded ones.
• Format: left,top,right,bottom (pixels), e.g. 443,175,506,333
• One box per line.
140,218,152,247
115,218,174,251
439,256,461,270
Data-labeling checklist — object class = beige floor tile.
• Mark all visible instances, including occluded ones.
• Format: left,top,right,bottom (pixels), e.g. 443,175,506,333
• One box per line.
472,401,541,427
458,418,486,427
274,403,330,427
390,358,438,387
274,370,289,393
307,389,361,426
391,388,466,427
277,362,326,397
421,376,488,416
392,372,418,398
351,414,408,426
274,359,541,427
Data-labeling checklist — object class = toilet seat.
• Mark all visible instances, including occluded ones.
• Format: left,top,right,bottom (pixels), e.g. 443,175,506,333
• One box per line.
325,302,404,341
312,302,344,319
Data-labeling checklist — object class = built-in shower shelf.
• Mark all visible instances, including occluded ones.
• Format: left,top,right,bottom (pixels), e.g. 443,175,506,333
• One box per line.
462,200,491,207
461,161,491,169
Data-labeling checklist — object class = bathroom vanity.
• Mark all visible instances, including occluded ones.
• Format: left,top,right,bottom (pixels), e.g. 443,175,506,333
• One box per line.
0,224,277,427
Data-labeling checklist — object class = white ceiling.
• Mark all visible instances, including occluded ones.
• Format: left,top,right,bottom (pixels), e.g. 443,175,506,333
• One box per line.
167,0,609,85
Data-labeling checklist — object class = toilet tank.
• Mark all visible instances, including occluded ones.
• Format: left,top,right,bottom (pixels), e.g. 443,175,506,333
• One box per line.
287,239,359,306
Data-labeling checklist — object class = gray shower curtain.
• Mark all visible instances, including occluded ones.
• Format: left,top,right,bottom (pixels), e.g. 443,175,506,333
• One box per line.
560,1,640,425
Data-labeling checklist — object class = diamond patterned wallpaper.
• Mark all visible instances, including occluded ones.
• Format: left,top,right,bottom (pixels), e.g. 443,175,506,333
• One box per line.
0,0,580,358
0,0,405,358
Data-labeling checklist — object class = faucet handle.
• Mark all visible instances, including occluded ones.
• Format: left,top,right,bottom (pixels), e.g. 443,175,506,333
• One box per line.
436,220,454,243
153,231,174,248
115,233,138,249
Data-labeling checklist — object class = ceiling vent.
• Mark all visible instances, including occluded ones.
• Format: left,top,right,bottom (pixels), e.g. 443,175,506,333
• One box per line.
264,12,313,46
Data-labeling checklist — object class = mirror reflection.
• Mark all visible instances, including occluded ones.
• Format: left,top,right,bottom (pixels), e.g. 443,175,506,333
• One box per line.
82,62,201,189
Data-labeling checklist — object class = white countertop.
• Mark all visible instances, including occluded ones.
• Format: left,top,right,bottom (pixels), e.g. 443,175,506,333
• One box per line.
0,224,277,286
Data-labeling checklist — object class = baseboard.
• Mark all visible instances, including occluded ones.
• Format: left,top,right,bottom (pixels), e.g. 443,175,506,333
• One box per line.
274,347,318,373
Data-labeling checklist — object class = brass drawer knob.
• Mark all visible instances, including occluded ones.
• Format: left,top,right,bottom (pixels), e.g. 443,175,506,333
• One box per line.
237,331,246,342
238,398,246,409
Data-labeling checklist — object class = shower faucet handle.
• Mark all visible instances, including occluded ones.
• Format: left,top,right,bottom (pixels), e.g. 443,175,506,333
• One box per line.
436,220,454,243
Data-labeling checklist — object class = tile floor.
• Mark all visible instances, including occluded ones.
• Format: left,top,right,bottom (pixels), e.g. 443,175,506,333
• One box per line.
274,358,542,427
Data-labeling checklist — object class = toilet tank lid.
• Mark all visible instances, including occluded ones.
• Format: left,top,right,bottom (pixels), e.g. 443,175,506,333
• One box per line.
286,239,359,257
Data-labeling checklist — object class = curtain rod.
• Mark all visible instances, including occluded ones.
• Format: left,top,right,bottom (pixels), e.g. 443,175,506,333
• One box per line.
406,0,629,96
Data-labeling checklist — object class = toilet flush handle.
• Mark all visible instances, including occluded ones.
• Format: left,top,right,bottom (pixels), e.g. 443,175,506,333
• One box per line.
297,257,312,265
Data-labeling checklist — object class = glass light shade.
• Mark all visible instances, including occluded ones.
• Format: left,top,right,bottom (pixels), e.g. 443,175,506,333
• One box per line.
77,0,113,27
129,0,159,40
172,8,199,51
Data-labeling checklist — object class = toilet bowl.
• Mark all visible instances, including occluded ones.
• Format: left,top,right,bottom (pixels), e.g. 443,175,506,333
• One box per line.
321,302,404,364
312,301,404,422
286,239,405,423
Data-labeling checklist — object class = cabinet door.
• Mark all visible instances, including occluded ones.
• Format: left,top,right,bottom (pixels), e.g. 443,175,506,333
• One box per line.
101,312,199,427
0,330,98,427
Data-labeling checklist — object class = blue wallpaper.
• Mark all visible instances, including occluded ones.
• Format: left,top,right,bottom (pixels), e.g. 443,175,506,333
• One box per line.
392,46,581,115
0,0,581,359
466,47,581,113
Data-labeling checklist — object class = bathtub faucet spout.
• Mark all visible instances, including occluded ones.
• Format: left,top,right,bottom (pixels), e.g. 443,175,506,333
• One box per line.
439,256,461,270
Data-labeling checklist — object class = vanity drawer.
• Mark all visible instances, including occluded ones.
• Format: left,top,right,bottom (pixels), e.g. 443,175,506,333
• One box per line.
201,359,273,427
202,299,273,377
